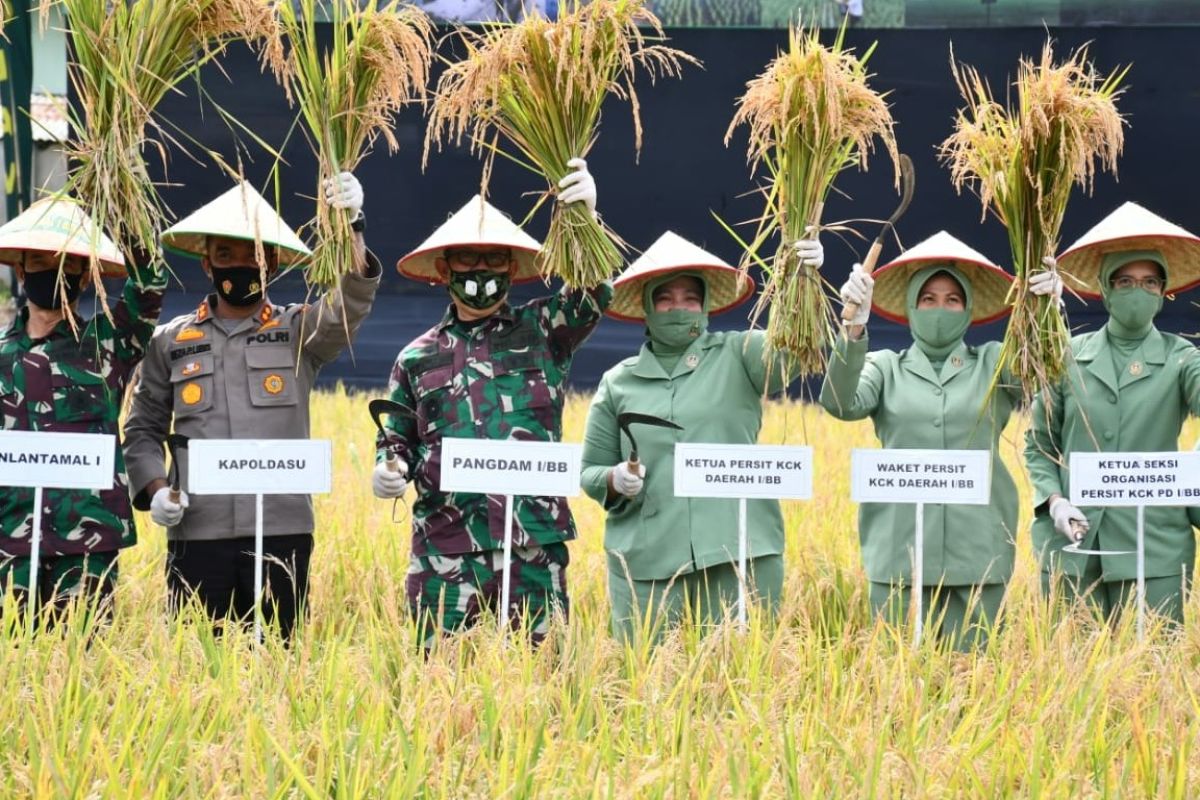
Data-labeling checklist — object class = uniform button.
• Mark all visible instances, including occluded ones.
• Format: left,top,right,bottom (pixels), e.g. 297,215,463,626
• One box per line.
933,419,942,428
934,389,943,396
1103,431,1114,441
1108,395,1117,404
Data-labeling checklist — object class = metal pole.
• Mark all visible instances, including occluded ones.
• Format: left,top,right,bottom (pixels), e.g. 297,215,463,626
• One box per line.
913,502,925,648
500,494,514,632
28,486,43,630
1136,504,1146,642
254,493,264,643
737,497,748,629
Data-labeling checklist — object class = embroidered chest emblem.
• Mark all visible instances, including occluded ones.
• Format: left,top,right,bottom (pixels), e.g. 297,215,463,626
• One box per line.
685,353,700,369
1129,360,1144,377
181,361,201,377
263,374,285,395
175,327,204,343
180,382,203,406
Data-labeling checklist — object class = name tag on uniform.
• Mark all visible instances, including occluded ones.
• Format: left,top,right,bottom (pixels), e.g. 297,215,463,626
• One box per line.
851,449,991,505
673,443,813,500
0,431,115,489
187,439,332,495
440,437,581,497
1070,452,1200,507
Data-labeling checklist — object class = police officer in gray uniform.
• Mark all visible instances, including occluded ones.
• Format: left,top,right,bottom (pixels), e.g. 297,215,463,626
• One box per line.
124,175,380,639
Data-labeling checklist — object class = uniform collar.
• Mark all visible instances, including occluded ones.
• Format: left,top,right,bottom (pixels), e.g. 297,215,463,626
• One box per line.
194,295,282,332
436,302,516,333
1074,327,1166,393
631,333,717,380
2,305,78,343
901,341,971,386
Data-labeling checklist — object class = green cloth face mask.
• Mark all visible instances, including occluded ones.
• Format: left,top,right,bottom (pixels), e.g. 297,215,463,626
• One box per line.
645,309,707,350
906,265,973,361
448,269,511,310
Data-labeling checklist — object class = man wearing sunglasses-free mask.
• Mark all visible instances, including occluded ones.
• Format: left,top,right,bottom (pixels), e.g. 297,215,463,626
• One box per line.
375,159,611,645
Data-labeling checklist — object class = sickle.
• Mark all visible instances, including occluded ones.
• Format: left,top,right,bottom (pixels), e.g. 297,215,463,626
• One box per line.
842,153,916,323
616,412,684,471
369,399,415,473
166,434,189,503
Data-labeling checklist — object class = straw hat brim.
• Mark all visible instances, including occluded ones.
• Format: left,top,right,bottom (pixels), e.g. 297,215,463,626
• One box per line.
1058,233,1200,299
397,243,543,286
872,257,1014,325
608,264,754,322
0,245,125,277
0,198,126,276
161,232,311,268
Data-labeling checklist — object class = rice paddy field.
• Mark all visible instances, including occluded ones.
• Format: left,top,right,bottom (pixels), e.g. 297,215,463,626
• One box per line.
5,388,1200,798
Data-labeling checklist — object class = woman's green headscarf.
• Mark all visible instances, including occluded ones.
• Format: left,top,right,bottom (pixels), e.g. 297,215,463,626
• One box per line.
642,271,710,371
906,264,973,361
1099,249,1167,339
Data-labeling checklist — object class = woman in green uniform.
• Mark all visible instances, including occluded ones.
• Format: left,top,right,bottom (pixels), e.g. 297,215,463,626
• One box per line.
1027,202,1200,625
580,232,820,641
819,231,1057,649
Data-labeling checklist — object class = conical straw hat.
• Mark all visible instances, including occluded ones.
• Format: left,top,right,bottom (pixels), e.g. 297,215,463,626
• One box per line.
608,231,754,321
1057,202,1200,299
0,197,125,276
397,195,542,285
161,181,312,267
872,231,1013,325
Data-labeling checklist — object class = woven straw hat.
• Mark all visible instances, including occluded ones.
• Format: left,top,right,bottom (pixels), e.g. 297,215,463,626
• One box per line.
1057,202,1200,299
161,181,312,267
0,197,125,275
872,231,1013,325
608,231,754,321
397,195,542,285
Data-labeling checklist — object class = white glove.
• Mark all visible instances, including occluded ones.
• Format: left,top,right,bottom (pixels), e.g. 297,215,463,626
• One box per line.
557,157,597,218
372,459,409,499
322,171,364,218
150,486,188,528
1029,258,1063,303
610,461,646,498
1049,497,1089,542
838,263,874,327
793,237,824,271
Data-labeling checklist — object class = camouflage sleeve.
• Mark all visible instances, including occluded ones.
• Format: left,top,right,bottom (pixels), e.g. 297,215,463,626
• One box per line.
109,252,167,381
537,279,614,359
124,334,173,510
377,353,418,468
299,250,382,366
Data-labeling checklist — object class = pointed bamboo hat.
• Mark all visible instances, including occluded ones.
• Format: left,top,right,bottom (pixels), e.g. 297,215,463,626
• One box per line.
872,231,1013,325
1057,202,1200,299
397,195,542,285
161,181,311,267
609,231,754,321
0,197,125,275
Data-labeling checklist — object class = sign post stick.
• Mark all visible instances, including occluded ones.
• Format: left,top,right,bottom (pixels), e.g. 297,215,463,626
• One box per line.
254,492,265,643
913,502,924,648
500,494,515,632
1136,504,1146,642
737,497,748,628
27,486,43,628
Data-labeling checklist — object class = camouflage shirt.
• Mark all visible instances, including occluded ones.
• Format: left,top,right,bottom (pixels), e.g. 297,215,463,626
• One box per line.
379,283,612,557
0,262,166,557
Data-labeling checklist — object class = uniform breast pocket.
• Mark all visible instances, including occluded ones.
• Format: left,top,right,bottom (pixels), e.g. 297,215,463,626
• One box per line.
51,370,113,426
246,346,298,408
413,365,457,438
170,353,215,417
492,352,555,414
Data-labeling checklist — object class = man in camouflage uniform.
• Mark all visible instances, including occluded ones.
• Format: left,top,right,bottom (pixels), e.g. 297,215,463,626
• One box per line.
124,175,377,640
0,198,165,616
374,160,608,643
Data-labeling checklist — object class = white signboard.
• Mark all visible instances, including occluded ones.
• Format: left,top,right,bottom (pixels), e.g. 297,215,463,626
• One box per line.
1069,452,1200,507
187,439,332,495
0,430,115,490
673,443,813,500
851,449,991,505
440,438,582,497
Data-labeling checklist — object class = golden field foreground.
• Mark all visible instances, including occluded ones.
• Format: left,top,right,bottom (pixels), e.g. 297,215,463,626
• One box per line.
5,387,1200,798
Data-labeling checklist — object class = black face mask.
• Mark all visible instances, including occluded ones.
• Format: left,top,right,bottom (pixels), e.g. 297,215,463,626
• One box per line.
448,268,510,311
211,265,265,307
23,269,84,310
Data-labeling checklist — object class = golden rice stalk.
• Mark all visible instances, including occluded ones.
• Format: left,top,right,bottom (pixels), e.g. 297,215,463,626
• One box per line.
426,0,698,289
727,24,897,377
276,0,432,288
941,40,1126,403
42,0,281,305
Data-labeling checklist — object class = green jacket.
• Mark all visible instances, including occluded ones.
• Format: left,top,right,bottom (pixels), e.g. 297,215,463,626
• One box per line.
819,335,1019,586
581,330,790,582
1026,328,1200,580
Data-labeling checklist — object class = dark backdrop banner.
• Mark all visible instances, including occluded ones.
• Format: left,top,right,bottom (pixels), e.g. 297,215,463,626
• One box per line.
122,25,1198,391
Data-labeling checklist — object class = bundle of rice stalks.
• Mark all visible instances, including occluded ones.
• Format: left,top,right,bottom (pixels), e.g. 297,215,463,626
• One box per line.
276,0,432,288
43,0,281,296
727,24,898,377
941,41,1126,402
426,0,697,289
